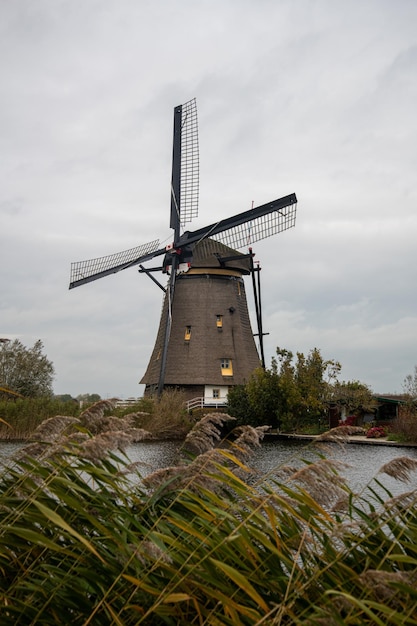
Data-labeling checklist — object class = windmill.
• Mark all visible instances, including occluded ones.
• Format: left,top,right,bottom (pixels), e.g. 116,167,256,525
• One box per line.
69,99,297,403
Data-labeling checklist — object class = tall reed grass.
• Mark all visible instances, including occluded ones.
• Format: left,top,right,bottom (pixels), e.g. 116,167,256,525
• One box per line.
0,405,416,624
119,388,194,439
0,397,80,440
0,389,194,441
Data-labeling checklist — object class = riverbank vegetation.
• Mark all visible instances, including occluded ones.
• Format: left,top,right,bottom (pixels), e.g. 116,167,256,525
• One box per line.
116,388,194,439
227,347,376,432
2,339,416,444
0,403,416,624
0,397,80,439
388,403,417,444
0,390,194,440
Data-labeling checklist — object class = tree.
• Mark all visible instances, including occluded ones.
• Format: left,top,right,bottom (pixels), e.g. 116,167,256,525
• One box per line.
54,394,76,403
403,365,417,398
246,367,281,428
226,384,257,425
327,380,376,417
398,365,417,441
227,347,341,431
274,347,341,431
0,339,54,397
76,393,102,406
273,348,301,429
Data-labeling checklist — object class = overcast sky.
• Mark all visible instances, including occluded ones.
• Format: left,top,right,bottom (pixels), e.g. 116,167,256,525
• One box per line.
1,0,416,399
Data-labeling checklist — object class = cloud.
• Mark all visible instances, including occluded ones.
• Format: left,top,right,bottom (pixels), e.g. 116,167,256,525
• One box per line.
1,0,416,398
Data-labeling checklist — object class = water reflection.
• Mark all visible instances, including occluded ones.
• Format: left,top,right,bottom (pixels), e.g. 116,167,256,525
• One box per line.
125,440,182,477
250,439,417,495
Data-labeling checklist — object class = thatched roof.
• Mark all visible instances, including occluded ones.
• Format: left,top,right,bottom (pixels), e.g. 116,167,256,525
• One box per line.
188,238,252,274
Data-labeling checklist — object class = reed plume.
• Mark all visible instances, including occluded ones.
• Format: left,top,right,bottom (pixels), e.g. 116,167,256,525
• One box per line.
3,409,417,624
316,424,365,442
78,428,151,461
29,415,80,442
145,420,267,495
181,412,235,455
229,424,270,460
378,456,417,483
289,458,349,506
358,569,412,605
19,398,152,461
143,448,228,494
383,490,417,512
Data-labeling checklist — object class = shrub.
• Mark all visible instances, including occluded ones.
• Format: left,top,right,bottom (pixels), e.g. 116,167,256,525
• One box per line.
366,425,387,438
390,404,417,443
116,388,194,439
339,414,358,426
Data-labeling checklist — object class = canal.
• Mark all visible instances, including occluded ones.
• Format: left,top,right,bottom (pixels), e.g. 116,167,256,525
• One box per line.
1,438,416,495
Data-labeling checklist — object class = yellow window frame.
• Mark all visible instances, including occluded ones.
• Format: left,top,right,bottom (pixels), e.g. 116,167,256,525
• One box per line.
221,358,233,376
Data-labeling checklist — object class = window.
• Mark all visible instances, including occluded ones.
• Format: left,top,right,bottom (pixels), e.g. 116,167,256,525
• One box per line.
184,326,191,341
216,315,223,329
221,358,233,376
213,389,220,399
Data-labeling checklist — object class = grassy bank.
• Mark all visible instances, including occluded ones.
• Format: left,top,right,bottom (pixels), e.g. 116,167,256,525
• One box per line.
0,397,80,439
0,390,195,440
0,402,416,624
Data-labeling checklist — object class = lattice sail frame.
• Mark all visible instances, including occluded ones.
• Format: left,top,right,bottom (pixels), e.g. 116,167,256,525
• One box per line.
69,97,297,294
211,202,297,250
179,98,199,226
70,239,159,285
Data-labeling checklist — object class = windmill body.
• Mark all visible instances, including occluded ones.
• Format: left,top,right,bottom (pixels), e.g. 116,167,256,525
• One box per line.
69,99,297,402
140,239,260,403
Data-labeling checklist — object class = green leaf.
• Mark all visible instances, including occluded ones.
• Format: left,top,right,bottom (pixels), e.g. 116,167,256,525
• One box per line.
32,500,105,563
210,557,269,613
6,526,76,556
163,593,192,603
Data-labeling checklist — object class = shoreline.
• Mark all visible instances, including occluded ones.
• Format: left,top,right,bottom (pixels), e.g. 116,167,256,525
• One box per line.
1,434,417,449
265,432,417,447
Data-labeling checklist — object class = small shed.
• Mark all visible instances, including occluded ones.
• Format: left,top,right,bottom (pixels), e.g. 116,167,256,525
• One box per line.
374,394,408,423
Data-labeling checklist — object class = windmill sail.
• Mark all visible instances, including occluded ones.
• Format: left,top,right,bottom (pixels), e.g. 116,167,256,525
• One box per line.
211,198,296,249
69,239,161,289
161,98,200,393
178,194,297,250
170,97,199,234
69,98,298,401
179,98,199,226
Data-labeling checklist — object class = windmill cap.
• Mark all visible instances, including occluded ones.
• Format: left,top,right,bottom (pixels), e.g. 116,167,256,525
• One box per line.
190,238,252,274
